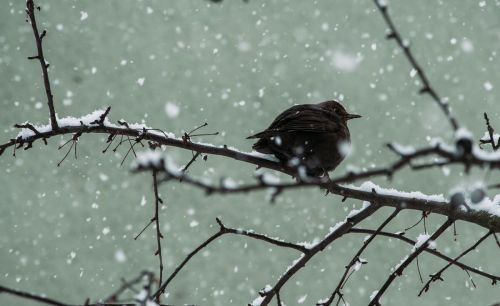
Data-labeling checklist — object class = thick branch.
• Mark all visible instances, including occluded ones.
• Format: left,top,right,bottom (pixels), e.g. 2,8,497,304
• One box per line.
2,120,499,231
136,157,500,232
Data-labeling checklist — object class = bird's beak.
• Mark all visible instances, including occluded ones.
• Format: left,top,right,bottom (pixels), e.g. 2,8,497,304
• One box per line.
346,113,362,120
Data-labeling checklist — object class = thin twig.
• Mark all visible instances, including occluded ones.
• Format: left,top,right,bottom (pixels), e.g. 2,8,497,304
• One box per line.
0,283,172,306
153,217,307,299
134,218,155,240
418,230,494,296
276,291,283,306
257,204,380,306
103,271,151,302
480,112,499,150
136,159,500,232
318,208,400,306
494,233,500,248
182,152,201,173
152,170,164,304
372,0,459,131
368,218,454,306
26,0,58,131
349,228,500,283
402,211,429,233
0,285,66,306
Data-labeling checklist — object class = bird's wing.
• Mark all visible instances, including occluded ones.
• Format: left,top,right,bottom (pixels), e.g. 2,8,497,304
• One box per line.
247,104,341,139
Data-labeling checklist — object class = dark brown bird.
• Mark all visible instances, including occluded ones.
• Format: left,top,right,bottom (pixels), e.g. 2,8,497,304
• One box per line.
247,100,361,177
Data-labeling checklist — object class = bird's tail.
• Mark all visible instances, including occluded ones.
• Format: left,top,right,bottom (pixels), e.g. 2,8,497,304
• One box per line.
251,138,272,153
246,130,276,139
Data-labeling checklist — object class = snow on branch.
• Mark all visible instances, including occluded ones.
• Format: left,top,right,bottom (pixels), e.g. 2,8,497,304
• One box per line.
133,151,500,231
348,228,500,284
1,1,499,306
368,219,454,306
248,203,380,306
480,112,500,151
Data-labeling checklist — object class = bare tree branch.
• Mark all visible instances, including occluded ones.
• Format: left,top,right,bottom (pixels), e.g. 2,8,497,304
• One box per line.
480,113,500,151
153,217,307,299
255,204,380,306
348,228,500,283
25,0,58,131
372,0,459,131
134,157,500,232
152,170,164,304
0,285,67,306
317,208,401,306
0,282,173,306
4,116,498,230
368,218,454,306
418,230,495,296
2,2,499,306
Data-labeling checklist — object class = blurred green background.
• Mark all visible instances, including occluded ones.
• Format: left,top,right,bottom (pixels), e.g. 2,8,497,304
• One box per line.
1,0,499,305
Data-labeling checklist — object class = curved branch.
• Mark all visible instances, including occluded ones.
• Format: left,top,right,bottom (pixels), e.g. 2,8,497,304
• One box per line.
153,218,307,299
0,123,284,172
135,157,500,232
2,118,499,231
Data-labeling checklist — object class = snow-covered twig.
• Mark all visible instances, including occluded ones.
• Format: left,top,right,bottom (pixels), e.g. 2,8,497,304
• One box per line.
317,208,401,306
368,218,454,306
134,155,500,232
2,2,499,306
3,111,500,189
480,113,500,151
0,113,285,173
4,113,500,184
252,203,380,306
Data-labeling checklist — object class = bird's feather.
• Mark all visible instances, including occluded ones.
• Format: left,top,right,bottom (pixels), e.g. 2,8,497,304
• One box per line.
247,104,341,139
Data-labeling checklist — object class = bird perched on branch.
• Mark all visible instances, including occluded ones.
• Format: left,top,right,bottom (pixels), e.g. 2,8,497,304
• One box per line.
247,100,361,177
